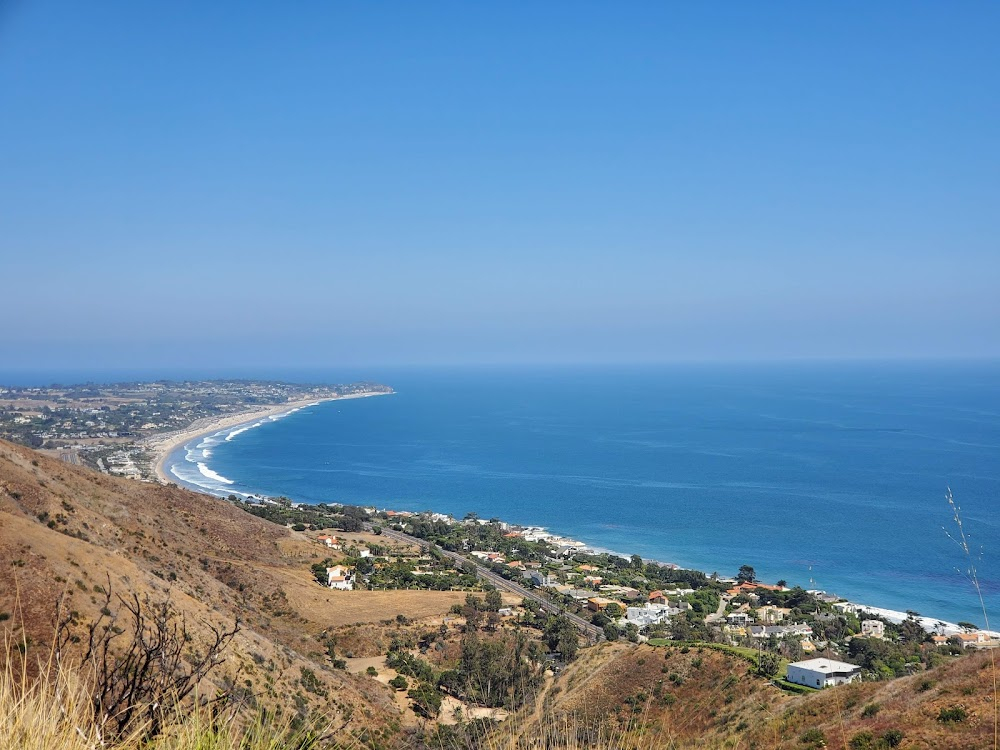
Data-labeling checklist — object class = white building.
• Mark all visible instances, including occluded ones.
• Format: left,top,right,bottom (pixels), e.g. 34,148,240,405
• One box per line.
786,658,861,689
625,603,675,628
861,620,885,639
327,565,354,591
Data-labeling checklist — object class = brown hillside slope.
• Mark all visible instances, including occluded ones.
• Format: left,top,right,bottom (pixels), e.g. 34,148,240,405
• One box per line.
509,642,996,749
0,439,463,746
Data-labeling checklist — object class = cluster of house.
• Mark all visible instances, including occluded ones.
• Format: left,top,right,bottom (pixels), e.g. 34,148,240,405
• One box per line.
722,585,824,651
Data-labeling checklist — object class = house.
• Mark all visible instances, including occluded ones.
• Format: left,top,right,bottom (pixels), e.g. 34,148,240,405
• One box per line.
955,632,990,649
318,536,340,549
524,570,558,587
625,603,675,628
326,565,354,591
726,612,752,627
726,582,781,597
648,590,668,605
786,659,861,688
583,575,603,586
587,597,623,612
757,605,791,624
359,549,372,558
860,620,885,639
749,623,812,639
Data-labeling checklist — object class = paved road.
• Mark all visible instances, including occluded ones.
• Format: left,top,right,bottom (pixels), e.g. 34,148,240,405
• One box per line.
705,593,728,623
377,526,603,643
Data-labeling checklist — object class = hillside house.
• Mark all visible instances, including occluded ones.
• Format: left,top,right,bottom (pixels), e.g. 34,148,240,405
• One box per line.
625,603,675,628
786,658,861,688
326,565,354,591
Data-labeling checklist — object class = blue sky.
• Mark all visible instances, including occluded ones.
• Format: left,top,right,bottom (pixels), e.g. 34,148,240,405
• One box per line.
1,2,998,370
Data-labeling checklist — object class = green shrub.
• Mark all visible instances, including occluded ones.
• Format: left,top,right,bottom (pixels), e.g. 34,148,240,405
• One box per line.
799,727,826,748
882,729,904,747
861,702,880,718
937,704,967,723
848,731,874,750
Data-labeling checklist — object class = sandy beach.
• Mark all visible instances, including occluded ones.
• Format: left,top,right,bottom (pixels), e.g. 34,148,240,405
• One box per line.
146,392,391,485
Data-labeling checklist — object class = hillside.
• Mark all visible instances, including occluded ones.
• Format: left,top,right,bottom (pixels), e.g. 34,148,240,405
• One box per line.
0,439,466,746
508,640,997,749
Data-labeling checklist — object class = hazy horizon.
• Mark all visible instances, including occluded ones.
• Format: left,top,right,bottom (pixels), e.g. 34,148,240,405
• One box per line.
2,3,997,369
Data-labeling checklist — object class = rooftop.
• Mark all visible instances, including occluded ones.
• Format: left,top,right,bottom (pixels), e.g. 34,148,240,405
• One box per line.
789,658,860,674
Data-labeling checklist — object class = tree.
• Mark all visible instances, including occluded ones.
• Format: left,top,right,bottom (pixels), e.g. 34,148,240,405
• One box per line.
776,579,787,589
484,588,502,612
389,675,408,690
408,681,443,718
55,584,239,742
603,623,620,641
737,565,757,584
604,603,623,618
630,554,643,570
757,651,781,679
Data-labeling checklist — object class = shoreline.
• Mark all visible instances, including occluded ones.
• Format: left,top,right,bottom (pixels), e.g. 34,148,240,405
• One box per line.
146,391,392,485
153,394,994,638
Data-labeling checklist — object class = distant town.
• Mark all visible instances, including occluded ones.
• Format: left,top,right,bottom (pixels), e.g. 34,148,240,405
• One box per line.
0,379,392,480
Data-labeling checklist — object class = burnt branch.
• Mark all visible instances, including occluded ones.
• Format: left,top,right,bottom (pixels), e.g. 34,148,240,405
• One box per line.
55,579,240,741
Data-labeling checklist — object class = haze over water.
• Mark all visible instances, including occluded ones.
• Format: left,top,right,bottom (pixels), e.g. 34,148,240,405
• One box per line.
168,362,1000,627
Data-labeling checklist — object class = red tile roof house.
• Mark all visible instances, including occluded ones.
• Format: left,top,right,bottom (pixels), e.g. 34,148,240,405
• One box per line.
326,565,354,591
955,631,991,648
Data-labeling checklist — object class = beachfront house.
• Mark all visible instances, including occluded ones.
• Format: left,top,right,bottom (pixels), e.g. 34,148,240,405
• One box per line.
327,565,354,591
786,658,862,689
955,631,990,649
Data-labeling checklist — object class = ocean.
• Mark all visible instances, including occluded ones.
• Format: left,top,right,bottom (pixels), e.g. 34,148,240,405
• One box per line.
165,362,1000,626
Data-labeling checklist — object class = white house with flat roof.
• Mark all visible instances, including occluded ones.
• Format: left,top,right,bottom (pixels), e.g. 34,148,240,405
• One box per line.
786,658,861,688
861,620,885,639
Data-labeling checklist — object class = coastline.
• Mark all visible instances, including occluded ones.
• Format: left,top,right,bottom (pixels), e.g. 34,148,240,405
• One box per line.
148,388,995,638
146,392,392,485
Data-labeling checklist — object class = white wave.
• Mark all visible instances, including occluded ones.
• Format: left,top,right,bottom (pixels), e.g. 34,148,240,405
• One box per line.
225,421,263,441
197,462,234,485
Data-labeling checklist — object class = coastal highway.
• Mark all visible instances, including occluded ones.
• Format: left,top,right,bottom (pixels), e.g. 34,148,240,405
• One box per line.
375,526,604,643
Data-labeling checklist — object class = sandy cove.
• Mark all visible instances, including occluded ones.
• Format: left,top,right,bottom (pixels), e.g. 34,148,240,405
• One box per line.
146,392,391,484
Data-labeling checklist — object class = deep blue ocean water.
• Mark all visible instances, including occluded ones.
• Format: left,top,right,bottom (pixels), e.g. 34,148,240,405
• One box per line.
163,363,1000,626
